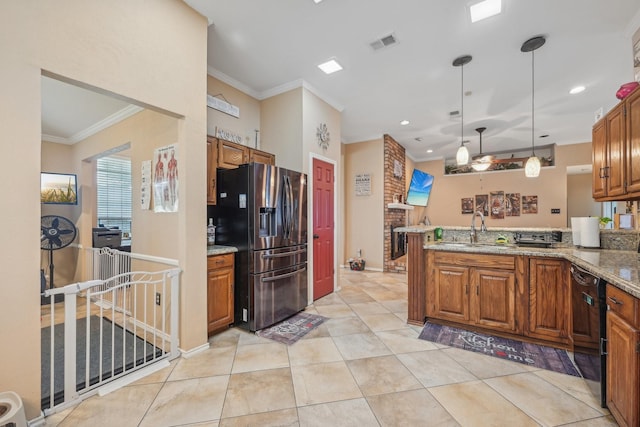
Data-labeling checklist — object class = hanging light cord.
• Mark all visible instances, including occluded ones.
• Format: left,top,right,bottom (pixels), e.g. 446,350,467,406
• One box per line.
531,49,535,156
461,63,464,145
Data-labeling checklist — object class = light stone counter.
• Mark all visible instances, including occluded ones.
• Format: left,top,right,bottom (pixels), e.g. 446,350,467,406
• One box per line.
207,245,238,256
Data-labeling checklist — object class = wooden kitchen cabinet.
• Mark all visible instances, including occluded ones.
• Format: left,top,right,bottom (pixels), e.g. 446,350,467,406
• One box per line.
207,136,217,205
249,148,275,165
606,284,640,427
593,85,640,200
218,138,249,169
527,257,570,344
427,251,520,334
207,253,234,335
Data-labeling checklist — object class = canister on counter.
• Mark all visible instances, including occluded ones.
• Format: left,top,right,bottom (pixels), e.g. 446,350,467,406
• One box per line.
434,227,443,241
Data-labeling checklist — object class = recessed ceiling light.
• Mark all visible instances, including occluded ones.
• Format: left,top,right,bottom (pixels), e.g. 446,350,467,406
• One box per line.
400,120,410,125
313,0,323,3
569,85,585,95
427,149,433,153
318,59,343,74
470,0,502,23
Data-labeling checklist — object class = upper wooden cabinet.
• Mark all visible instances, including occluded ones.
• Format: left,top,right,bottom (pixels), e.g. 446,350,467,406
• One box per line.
207,136,276,205
218,138,250,169
593,86,640,201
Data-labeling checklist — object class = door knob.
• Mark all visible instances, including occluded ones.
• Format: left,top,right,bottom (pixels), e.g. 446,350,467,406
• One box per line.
313,234,320,239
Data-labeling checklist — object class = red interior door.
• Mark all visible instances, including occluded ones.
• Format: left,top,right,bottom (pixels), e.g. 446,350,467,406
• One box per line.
312,158,334,300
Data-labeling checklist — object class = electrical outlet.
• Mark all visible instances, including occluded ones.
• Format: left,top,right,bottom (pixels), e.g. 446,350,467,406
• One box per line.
155,292,161,306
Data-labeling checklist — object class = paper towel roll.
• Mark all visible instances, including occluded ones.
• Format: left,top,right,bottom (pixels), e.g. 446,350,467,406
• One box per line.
580,217,600,248
570,217,581,246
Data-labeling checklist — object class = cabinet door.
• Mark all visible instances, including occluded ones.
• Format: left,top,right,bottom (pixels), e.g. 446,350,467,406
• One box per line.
431,265,470,323
471,268,516,332
592,120,607,199
606,311,640,427
527,258,569,343
206,137,217,204
606,104,626,197
218,139,249,169
626,87,640,194
207,255,234,334
250,148,275,165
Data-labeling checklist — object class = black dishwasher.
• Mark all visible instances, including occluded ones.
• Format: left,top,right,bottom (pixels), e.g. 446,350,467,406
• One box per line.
570,263,607,408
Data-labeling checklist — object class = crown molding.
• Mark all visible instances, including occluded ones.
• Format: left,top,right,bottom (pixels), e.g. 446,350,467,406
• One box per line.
206,67,344,112
41,134,70,144
207,66,261,99
68,105,144,144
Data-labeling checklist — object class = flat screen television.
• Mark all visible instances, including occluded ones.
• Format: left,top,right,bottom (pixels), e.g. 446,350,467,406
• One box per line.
406,169,434,207
41,172,78,205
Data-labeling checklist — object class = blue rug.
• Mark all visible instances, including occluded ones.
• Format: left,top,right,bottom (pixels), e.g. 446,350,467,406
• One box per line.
256,312,327,345
419,322,580,377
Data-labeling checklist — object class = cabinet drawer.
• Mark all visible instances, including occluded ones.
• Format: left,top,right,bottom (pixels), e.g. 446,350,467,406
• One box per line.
433,251,515,270
208,253,234,270
607,284,640,327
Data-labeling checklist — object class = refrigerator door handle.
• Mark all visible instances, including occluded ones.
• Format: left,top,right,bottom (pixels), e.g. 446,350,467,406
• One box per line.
261,265,307,282
261,248,307,259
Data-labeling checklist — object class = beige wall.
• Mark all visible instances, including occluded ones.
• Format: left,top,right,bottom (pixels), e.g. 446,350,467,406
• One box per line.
0,1,207,419
260,88,303,171
344,139,384,269
207,76,261,148
567,173,601,223
412,143,592,228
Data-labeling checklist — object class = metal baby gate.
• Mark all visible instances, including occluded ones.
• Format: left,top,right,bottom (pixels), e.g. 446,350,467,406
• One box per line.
41,247,181,414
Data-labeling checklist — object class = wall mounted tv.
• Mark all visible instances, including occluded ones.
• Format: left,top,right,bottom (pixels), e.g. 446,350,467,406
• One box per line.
41,172,78,205
406,169,434,207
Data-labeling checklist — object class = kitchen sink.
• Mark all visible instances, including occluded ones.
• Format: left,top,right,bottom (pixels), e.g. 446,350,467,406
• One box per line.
435,242,515,250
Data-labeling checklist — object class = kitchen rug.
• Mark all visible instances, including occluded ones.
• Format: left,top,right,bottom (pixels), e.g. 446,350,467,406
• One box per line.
418,322,580,377
256,312,328,345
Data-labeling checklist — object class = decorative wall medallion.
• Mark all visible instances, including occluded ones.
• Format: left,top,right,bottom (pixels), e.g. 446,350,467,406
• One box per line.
316,123,330,150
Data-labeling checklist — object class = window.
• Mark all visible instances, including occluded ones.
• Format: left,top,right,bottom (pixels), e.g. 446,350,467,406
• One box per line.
96,156,132,236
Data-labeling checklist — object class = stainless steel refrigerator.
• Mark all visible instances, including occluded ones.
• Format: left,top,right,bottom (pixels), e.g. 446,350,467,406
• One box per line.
213,163,308,331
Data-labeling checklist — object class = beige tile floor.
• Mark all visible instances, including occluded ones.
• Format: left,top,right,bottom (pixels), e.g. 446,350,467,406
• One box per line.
44,269,618,427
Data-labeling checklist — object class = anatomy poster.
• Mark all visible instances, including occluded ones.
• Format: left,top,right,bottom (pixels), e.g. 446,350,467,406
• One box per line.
153,144,178,213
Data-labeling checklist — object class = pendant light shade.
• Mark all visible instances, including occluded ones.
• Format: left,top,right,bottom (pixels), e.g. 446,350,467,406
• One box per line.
453,55,472,166
521,35,545,178
456,143,469,165
470,127,493,171
525,155,541,177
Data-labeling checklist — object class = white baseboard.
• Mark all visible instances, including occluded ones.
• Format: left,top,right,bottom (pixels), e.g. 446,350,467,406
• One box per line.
180,342,210,358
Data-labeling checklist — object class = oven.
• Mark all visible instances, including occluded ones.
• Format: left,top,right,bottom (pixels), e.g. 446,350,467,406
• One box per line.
570,263,607,407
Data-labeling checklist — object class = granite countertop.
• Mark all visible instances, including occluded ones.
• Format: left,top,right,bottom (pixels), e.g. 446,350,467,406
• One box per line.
426,242,640,299
396,225,572,233
207,245,238,256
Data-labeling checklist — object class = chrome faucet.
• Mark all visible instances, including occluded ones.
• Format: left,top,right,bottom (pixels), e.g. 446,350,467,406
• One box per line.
470,211,487,243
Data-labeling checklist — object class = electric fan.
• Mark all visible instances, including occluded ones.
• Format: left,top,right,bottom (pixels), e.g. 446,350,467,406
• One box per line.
41,215,77,302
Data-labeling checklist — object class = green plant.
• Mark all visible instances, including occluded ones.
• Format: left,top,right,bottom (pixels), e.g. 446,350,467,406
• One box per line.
599,216,612,226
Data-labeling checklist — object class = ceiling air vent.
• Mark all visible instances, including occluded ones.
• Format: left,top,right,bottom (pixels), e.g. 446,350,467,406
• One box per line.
449,110,460,118
370,33,398,51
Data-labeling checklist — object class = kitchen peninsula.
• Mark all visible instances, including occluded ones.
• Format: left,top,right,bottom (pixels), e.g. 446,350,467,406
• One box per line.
401,225,640,427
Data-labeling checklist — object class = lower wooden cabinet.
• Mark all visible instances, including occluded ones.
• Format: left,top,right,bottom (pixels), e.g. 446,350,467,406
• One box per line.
207,253,234,335
526,257,570,344
427,251,520,334
606,284,640,427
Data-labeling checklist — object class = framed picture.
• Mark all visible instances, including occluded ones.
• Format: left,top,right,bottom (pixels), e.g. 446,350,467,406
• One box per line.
522,195,538,214
41,172,78,205
461,197,474,214
634,28,640,82
475,194,488,216
505,193,521,216
490,191,504,219
393,159,402,178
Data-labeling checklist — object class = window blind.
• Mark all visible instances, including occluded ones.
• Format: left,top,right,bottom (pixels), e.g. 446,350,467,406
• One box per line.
96,156,132,235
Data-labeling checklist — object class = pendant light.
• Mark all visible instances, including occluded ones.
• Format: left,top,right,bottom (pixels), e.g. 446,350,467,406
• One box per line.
471,127,493,171
453,55,472,166
521,36,545,178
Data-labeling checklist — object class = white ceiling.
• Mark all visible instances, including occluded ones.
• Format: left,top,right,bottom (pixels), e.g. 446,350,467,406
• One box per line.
186,0,640,162
41,1,640,163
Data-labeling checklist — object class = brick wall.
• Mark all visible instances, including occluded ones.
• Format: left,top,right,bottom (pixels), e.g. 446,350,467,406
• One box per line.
383,134,407,272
